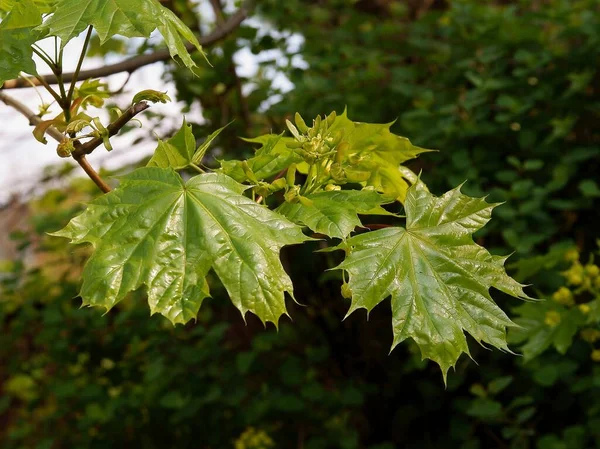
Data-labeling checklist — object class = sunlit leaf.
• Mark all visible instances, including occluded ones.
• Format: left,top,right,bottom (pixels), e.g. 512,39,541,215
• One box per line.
51,168,309,325
333,180,531,380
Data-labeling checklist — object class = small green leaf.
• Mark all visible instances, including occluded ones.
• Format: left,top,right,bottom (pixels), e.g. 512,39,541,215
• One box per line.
333,181,531,380
191,122,230,165
132,89,171,105
147,119,195,170
277,189,390,239
328,109,433,201
220,134,303,182
51,168,310,325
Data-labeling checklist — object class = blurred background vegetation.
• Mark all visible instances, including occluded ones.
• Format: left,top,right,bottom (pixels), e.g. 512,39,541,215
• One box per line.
1,0,600,447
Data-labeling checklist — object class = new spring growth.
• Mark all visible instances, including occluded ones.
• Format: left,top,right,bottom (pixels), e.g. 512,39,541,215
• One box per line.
285,112,343,165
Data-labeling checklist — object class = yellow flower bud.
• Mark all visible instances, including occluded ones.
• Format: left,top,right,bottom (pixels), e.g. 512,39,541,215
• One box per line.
294,112,309,134
591,349,600,362
544,310,561,327
579,303,591,314
585,264,599,278
341,283,352,299
564,248,579,262
552,286,573,306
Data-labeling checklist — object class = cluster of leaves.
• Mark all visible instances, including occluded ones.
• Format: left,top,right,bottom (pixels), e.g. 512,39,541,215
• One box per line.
46,105,531,379
2,183,600,449
509,245,600,362
0,0,205,86
254,0,600,256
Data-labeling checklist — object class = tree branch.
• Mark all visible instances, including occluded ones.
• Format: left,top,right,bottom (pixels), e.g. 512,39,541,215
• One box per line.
73,154,111,193
0,92,149,194
0,91,64,143
1,3,251,90
70,101,150,159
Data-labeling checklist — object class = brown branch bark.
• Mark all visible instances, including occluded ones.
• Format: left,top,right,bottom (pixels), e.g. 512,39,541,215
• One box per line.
1,2,251,90
73,155,111,193
0,91,64,142
210,0,251,131
71,101,149,159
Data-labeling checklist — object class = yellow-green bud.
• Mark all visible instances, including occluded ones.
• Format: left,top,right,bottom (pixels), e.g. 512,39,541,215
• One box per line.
254,182,271,197
284,185,301,203
241,161,258,183
269,178,287,192
345,168,371,183
286,164,297,186
544,310,561,327
286,119,301,140
326,111,337,128
552,286,573,306
585,264,599,278
56,139,75,158
564,248,579,262
285,140,304,149
298,195,314,207
325,184,341,191
579,303,592,314
313,115,322,133
341,282,352,299
591,349,600,362
294,112,308,134
330,163,346,183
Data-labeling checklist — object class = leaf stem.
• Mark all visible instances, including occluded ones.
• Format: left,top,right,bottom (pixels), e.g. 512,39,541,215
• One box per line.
190,163,206,174
34,74,64,105
32,45,57,72
66,26,93,111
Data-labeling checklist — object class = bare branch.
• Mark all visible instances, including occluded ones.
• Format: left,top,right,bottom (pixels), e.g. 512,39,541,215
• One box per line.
0,91,64,143
1,3,251,90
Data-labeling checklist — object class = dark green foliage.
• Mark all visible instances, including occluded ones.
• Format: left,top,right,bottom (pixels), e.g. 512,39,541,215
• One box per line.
2,0,600,447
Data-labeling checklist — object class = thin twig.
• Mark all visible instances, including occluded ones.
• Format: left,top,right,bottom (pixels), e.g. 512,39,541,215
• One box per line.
1,2,252,89
0,91,64,142
70,101,150,159
73,154,111,193
210,0,251,130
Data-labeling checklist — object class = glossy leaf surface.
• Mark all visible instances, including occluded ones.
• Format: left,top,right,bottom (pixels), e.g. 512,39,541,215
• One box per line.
329,110,433,201
0,0,43,85
220,134,303,182
43,0,205,69
277,190,390,239
334,181,531,379
52,168,309,325
147,119,196,170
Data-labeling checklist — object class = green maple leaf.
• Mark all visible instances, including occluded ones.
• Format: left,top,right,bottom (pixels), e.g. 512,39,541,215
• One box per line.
43,0,206,70
0,0,45,85
277,189,391,239
51,168,310,325
147,119,196,170
220,134,303,182
329,110,433,201
333,180,532,380
147,119,228,170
